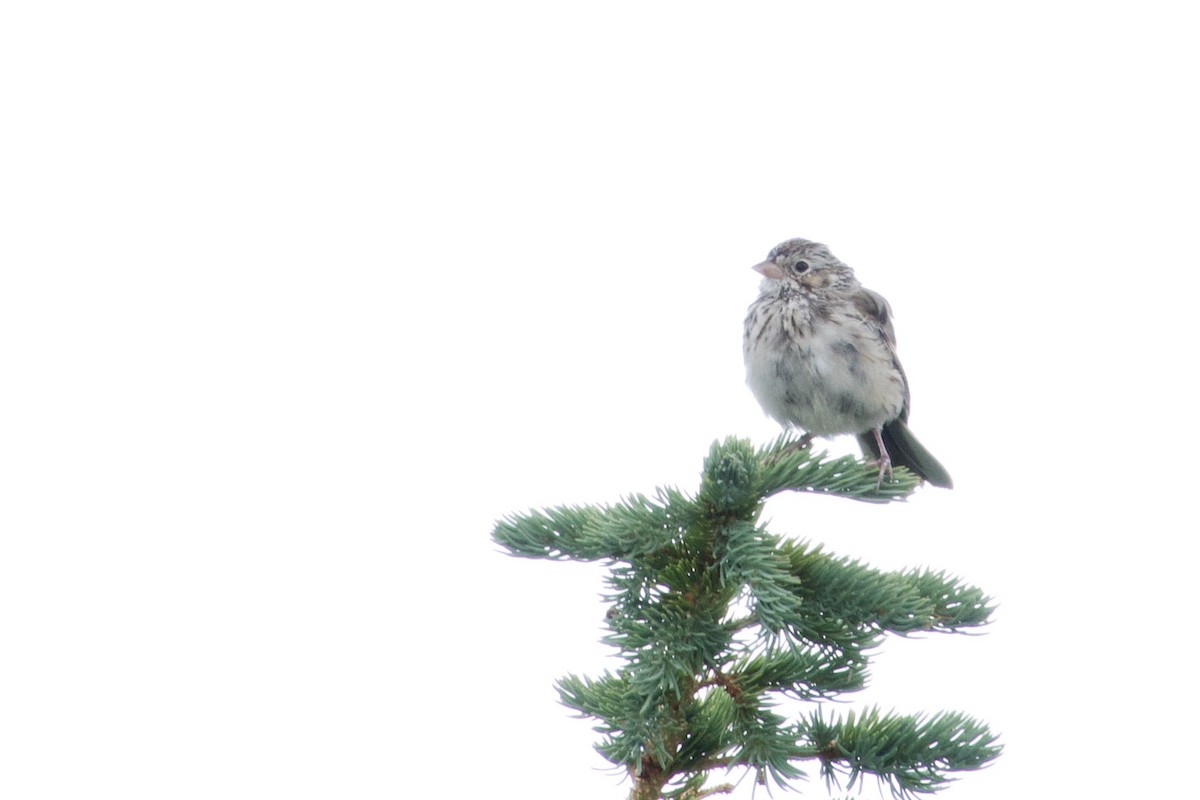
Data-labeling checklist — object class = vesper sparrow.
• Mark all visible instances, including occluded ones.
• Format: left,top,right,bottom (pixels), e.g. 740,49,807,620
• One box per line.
743,238,952,488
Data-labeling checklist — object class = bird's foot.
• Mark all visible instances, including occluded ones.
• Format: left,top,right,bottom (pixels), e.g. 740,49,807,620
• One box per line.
764,432,815,465
870,454,894,489
871,427,894,489
787,432,815,452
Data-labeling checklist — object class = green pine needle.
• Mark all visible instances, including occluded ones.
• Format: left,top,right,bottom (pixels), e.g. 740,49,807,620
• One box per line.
493,436,1000,799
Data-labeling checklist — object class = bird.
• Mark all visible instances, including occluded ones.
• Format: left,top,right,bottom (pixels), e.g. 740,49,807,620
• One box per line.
743,237,952,488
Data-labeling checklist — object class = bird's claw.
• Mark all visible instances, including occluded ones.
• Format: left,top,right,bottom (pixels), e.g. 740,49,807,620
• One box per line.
764,432,815,466
870,427,893,489
871,455,894,489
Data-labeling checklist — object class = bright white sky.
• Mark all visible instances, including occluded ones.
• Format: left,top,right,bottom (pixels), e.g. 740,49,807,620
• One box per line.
3,3,1198,799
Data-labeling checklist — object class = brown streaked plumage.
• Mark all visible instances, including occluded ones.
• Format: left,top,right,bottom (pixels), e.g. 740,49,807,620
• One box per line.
743,238,952,488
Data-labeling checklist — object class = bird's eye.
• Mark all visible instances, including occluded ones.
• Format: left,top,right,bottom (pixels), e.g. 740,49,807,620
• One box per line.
793,260,810,273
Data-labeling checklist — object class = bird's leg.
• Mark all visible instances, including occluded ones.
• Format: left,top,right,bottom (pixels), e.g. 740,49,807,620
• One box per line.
872,427,893,489
764,431,815,466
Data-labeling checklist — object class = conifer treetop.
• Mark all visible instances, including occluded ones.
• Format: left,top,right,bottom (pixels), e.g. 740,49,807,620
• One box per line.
493,436,1000,800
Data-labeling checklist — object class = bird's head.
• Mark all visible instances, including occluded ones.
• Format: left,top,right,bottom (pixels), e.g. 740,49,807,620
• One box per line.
753,238,854,292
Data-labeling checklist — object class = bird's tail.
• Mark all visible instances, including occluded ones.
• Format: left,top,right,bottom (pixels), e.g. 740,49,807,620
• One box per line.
858,419,954,489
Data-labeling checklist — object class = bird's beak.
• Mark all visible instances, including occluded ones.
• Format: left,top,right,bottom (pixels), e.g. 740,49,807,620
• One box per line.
753,260,785,280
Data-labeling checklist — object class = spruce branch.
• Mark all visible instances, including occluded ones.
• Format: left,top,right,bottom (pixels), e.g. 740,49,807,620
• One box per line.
801,706,1002,797
755,434,920,503
780,542,994,635
492,436,1000,799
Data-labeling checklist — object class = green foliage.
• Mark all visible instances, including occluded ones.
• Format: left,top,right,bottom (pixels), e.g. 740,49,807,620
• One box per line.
802,707,1001,796
493,436,1000,799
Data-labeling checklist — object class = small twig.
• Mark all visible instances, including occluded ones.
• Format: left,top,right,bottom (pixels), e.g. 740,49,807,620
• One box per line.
703,659,743,701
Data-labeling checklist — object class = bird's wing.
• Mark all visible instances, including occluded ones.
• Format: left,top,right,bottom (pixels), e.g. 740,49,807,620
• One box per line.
852,287,911,421
852,287,896,348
